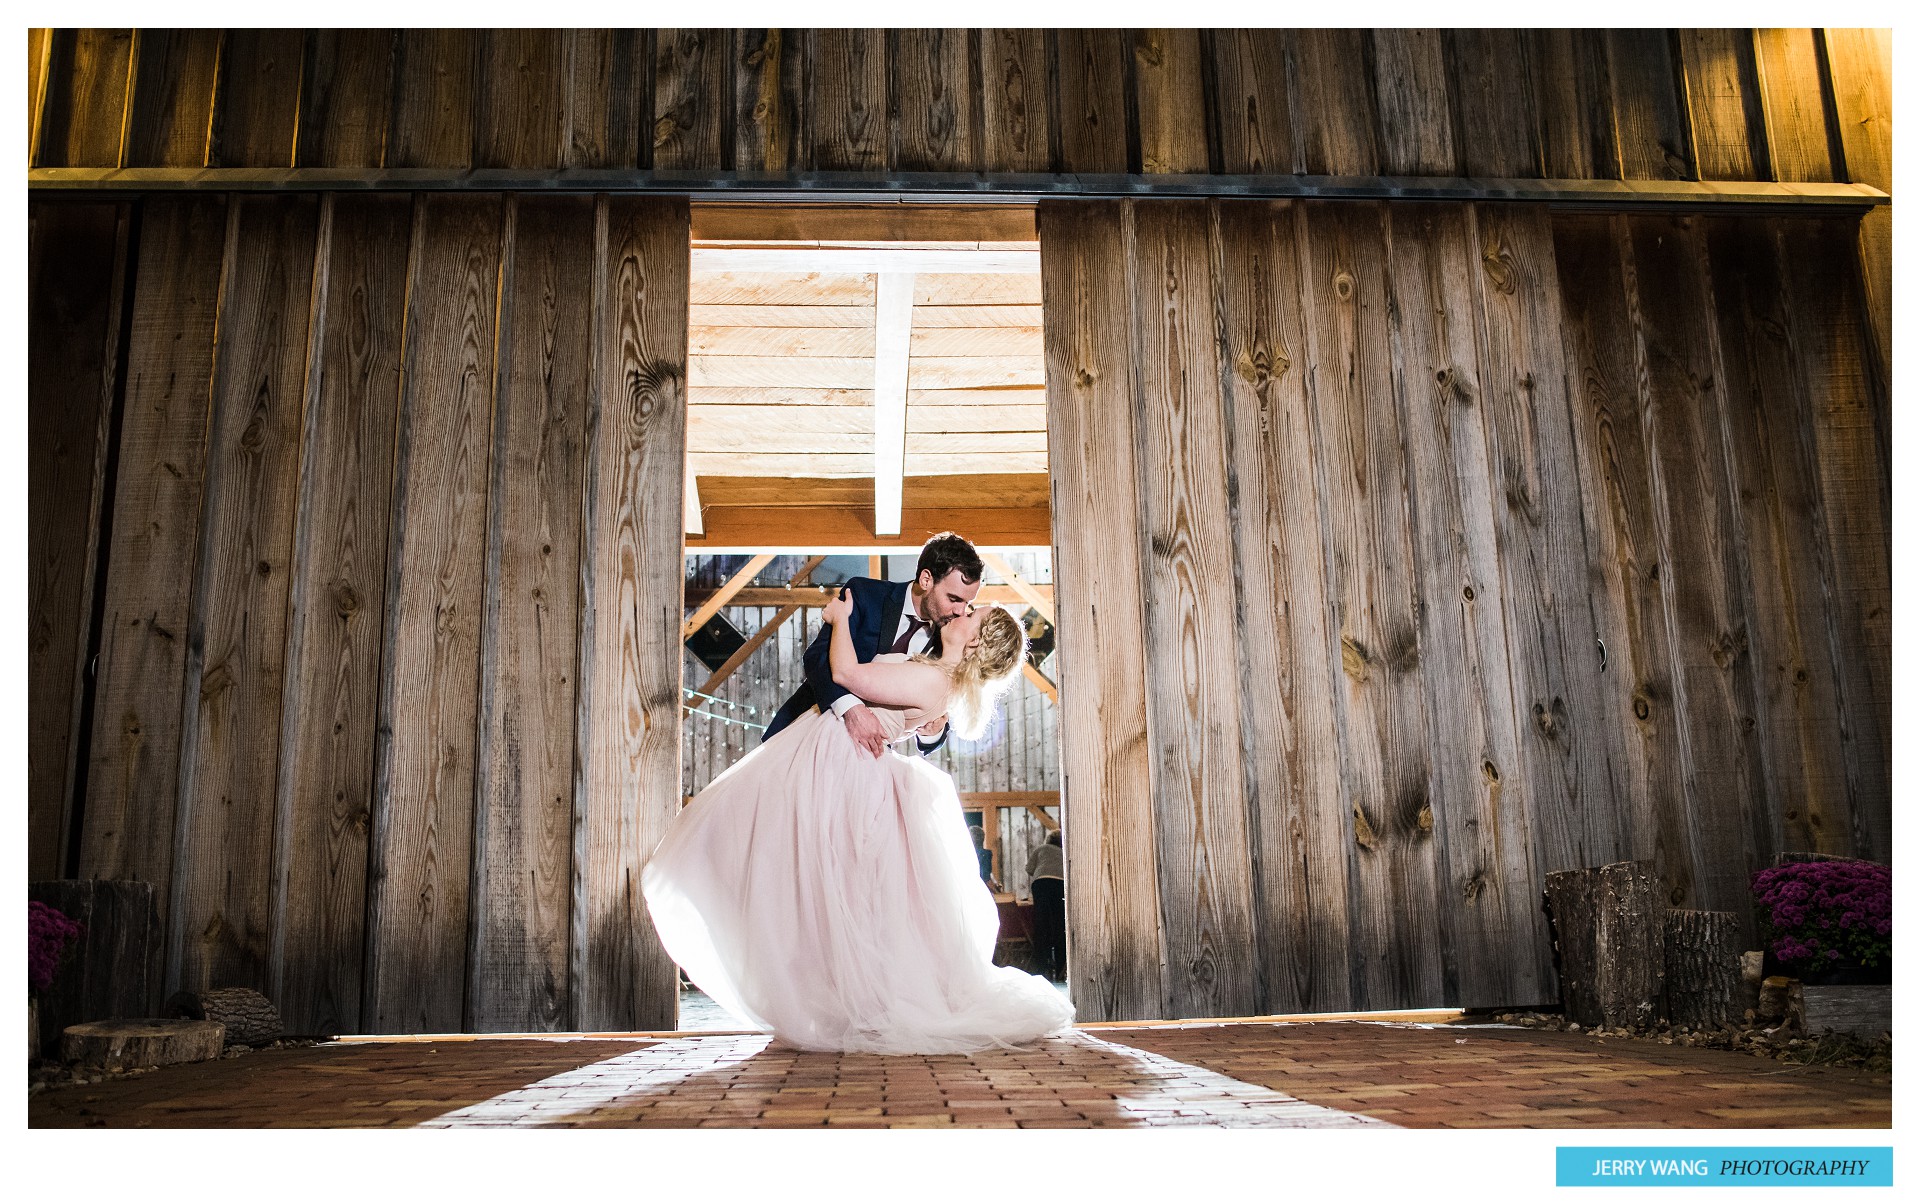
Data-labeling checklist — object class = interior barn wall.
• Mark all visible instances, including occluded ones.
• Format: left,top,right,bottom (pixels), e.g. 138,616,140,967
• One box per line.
1039,198,1889,1022
28,191,690,1036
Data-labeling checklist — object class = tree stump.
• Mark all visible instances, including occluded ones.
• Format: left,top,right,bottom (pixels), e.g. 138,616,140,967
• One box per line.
62,1019,225,1071
1544,860,1665,1028
166,987,283,1047
1662,910,1739,1028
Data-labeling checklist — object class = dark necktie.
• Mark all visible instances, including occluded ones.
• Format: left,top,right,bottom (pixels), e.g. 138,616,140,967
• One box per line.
890,615,927,655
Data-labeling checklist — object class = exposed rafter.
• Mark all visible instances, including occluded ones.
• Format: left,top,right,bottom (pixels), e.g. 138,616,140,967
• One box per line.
683,472,704,535
870,272,914,537
981,551,1055,625
681,552,775,640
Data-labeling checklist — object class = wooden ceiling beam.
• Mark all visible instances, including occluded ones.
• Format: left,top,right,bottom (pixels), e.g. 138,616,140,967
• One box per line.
982,551,1056,625
684,504,1049,553
871,272,913,536
690,246,1039,274
689,203,1037,243
681,552,775,639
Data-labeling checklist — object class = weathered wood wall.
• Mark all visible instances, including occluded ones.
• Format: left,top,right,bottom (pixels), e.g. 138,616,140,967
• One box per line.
25,27,1862,184
28,191,690,1036
27,27,1891,1032
1040,199,1890,1020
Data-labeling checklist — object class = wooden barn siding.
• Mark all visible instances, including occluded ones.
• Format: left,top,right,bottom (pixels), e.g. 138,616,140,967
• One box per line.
1037,198,1888,1019
34,192,689,1034
29,28,1871,188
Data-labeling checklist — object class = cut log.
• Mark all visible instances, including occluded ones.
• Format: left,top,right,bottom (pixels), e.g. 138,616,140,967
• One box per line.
1662,909,1740,1028
1802,985,1891,1038
62,1018,226,1070
1756,975,1805,1030
165,986,283,1047
1543,860,1666,1028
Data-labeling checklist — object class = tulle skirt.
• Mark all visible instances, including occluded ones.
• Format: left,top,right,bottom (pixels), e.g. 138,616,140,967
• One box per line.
641,707,1074,1054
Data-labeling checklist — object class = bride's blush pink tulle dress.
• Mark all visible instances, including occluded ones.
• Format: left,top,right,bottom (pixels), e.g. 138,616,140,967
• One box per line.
641,658,1074,1054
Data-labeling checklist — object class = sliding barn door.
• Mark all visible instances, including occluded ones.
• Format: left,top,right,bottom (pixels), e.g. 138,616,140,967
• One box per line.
61,192,688,1034
1039,198,1888,1021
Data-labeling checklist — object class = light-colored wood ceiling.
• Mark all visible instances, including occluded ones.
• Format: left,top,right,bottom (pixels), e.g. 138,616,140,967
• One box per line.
686,253,1047,482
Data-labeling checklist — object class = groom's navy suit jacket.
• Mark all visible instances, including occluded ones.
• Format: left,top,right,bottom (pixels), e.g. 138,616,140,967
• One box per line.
761,576,949,755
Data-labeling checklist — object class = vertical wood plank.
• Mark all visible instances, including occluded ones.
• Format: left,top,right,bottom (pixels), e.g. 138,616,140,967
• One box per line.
1467,203,1632,878
1051,29,1131,173
804,29,887,172
563,29,647,169
124,29,220,167
210,29,305,167
733,29,803,172
1444,29,1539,177
1678,29,1769,180
388,28,479,169
1037,200,1165,1021
1776,217,1890,862
1371,30,1458,177
1384,203,1552,1007
1529,29,1620,179
1211,200,1354,1014
1550,214,1697,912
170,194,320,996
893,29,975,172
1206,30,1294,176
574,196,690,1032
1620,214,1770,920
1701,218,1855,856
1297,202,1447,1010
470,195,594,1032
28,201,130,882
270,193,411,1039
1752,29,1835,182
79,196,228,1015
29,27,53,160
1606,30,1696,180
1132,30,1207,174
297,29,396,168
653,29,726,171
978,29,1051,172
363,194,503,1032
36,28,133,167
1821,29,1891,393
1128,201,1258,1017
477,29,566,169
1288,29,1379,176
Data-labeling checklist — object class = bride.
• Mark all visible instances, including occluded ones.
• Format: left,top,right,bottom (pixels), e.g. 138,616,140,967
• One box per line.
641,585,1075,1054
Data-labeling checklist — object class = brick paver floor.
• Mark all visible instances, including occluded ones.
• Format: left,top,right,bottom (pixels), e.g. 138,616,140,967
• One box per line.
1095,1022,1892,1129
28,1020,1890,1129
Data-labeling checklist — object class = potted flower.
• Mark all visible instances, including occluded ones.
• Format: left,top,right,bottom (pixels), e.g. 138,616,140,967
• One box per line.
1751,859,1891,986
28,900,84,1061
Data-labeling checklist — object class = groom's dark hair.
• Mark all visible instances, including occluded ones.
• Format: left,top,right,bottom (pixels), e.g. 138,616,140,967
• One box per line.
917,532,984,585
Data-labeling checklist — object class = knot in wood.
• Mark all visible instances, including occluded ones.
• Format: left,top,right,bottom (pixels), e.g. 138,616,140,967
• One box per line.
1332,271,1355,302
1339,635,1370,683
1482,244,1517,295
1351,803,1378,850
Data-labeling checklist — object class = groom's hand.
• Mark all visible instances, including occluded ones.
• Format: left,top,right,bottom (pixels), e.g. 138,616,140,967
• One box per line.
843,704,888,758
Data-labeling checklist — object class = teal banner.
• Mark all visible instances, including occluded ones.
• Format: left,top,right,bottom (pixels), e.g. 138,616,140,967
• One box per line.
1557,1148,1891,1187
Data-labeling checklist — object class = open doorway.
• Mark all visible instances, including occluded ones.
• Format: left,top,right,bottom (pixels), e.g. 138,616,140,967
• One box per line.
672,205,1064,1031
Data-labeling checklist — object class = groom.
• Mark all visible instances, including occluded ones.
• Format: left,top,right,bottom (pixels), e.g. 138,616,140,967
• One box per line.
763,532,985,758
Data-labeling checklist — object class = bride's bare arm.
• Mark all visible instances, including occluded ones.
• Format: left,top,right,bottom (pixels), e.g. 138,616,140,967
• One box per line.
825,597,947,711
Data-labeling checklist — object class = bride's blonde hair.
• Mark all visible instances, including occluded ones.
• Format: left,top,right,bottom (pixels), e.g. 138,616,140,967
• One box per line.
913,604,1028,741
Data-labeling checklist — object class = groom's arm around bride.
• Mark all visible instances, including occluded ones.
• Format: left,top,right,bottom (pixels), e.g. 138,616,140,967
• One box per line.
761,533,986,758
